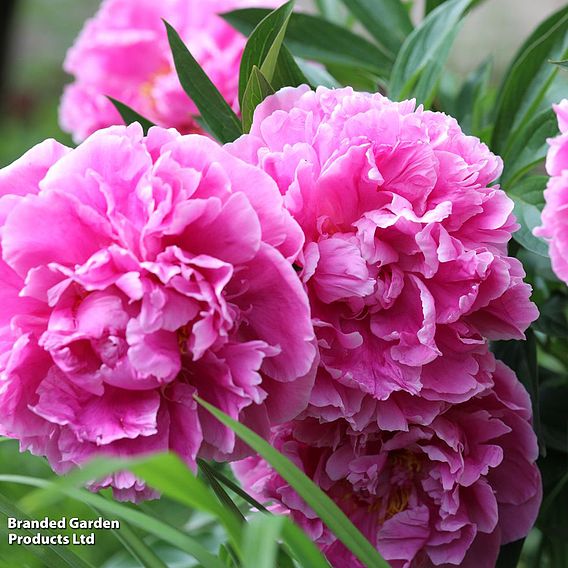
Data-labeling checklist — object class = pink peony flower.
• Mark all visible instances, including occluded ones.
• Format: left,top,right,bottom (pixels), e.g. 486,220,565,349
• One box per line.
534,99,568,283
0,124,316,501
228,85,539,432
235,355,542,568
59,0,279,142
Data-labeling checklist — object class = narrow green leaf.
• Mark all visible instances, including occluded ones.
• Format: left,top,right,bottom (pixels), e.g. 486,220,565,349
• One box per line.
272,47,311,90
198,459,246,523
390,0,472,104
426,0,484,15
242,515,285,568
501,108,558,186
130,454,243,551
108,518,170,568
339,0,413,57
223,9,392,77
506,176,548,258
164,20,242,143
496,539,526,568
0,492,96,568
239,1,294,105
508,175,548,205
219,543,238,568
298,59,340,88
195,397,390,568
541,469,568,519
492,6,568,153
242,66,276,132
315,0,343,23
510,195,548,258
425,0,445,12
20,453,243,555
551,59,568,69
455,58,493,135
202,466,270,514
534,294,568,339
0,475,225,568
107,97,155,134
326,63,381,91
281,518,331,568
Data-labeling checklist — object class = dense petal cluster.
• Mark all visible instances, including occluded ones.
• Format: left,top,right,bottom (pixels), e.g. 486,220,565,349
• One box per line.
230,85,541,566
59,0,277,142
229,85,539,432
534,99,568,283
235,357,542,568
0,124,316,500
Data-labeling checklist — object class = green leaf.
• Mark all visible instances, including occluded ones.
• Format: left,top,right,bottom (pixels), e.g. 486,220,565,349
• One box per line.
0,492,96,568
280,519,331,568
542,467,568,518
199,466,270,514
223,9,392,77
501,108,558,186
108,518,170,568
315,0,343,23
198,460,246,524
326,63,381,91
298,59,340,88
425,0,446,12
510,195,548,258
492,329,543,454
389,0,472,105
238,1,294,105
491,6,568,154
496,539,526,568
533,294,568,339
339,0,413,57
241,66,276,132
107,97,155,135
551,59,568,70
21,453,243,556
540,382,568,453
164,20,242,143
0,476,225,568
272,47,311,90
508,175,548,205
130,454,243,551
455,58,493,135
195,397,390,568
242,515,285,568
507,176,548,258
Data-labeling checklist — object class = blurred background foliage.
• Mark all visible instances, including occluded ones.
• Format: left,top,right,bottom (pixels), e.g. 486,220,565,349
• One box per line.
0,1,567,567
0,0,566,167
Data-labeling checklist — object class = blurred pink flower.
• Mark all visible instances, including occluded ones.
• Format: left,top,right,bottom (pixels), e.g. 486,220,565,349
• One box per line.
534,99,568,283
235,356,542,568
0,124,316,501
59,0,278,142
229,85,539,432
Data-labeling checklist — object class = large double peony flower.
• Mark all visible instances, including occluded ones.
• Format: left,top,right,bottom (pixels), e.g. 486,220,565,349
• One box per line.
230,86,541,567
0,124,316,501
534,99,568,283
229,85,539,430
60,0,279,142
236,358,541,568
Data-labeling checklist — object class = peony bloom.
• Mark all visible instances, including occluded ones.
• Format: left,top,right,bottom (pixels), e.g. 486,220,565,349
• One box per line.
228,85,539,432
60,0,279,142
235,356,542,568
0,124,316,501
534,99,568,283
